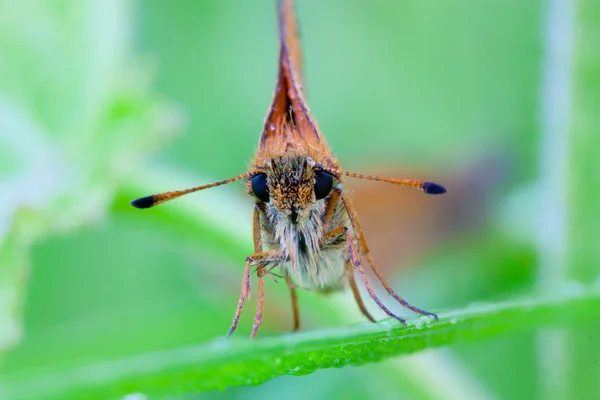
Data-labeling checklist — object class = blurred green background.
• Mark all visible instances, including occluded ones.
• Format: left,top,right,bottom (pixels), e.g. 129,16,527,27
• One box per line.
0,0,598,399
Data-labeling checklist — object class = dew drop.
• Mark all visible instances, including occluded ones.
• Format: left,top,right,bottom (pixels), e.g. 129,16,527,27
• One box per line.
414,315,434,329
376,317,397,326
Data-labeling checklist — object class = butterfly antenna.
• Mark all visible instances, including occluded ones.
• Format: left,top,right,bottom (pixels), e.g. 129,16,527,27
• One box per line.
131,172,252,209
340,171,447,195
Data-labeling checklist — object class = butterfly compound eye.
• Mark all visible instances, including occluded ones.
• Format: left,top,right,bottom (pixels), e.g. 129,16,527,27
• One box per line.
251,173,270,202
314,170,334,200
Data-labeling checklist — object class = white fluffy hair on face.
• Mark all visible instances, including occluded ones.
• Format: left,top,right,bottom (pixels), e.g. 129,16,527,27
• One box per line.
265,197,344,290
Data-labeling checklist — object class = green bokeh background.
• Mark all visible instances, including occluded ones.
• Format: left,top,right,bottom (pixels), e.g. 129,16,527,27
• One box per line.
0,0,598,399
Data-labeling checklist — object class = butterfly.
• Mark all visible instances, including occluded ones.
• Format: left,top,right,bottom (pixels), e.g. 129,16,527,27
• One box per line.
131,0,446,337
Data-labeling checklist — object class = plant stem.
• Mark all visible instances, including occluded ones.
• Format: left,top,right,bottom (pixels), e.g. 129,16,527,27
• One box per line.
537,0,573,398
566,0,600,397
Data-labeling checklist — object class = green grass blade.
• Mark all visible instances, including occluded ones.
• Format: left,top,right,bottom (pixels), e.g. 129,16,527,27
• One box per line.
3,288,598,400
566,0,600,397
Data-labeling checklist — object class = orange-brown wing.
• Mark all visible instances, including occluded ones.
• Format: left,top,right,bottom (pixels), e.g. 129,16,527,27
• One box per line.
279,0,303,89
258,0,329,156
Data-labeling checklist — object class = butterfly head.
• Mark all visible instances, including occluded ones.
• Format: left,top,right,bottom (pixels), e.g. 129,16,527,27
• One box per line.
248,155,335,226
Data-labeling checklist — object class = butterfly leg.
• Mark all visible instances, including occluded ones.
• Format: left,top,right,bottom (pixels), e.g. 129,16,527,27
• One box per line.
228,204,285,337
228,205,261,337
250,203,265,338
251,267,265,338
345,261,376,322
227,250,283,337
285,275,300,331
227,256,251,337
322,186,341,228
329,226,406,324
338,190,438,320
323,190,375,322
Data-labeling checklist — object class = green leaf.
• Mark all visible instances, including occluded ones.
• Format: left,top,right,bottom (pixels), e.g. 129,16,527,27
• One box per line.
3,287,598,400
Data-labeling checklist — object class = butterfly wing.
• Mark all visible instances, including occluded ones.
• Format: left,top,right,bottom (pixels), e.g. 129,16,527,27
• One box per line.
258,0,331,159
